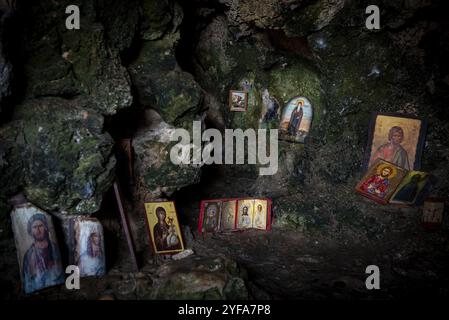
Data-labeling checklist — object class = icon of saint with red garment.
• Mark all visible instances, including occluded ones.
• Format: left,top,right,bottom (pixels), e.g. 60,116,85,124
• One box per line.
360,166,395,199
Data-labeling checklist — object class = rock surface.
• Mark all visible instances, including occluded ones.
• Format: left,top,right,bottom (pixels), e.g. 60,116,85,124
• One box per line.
0,97,116,215
128,0,204,130
22,0,133,115
0,1,15,115
132,110,201,200
0,0,449,300
151,255,248,299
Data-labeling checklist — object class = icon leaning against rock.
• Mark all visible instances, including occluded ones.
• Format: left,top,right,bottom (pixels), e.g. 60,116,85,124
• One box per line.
10,203,65,294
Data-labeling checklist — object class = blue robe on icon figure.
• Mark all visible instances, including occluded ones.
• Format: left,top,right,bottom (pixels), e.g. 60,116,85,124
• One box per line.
22,214,64,294
288,106,303,136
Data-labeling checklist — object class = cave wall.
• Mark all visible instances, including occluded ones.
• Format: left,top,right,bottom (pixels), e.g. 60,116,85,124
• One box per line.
0,0,448,253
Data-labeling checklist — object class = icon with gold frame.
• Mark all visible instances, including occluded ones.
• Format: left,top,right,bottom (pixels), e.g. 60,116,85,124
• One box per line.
144,201,184,254
355,159,408,204
364,112,427,171
252,199,269,230
198,198,272,234
237,199,254,229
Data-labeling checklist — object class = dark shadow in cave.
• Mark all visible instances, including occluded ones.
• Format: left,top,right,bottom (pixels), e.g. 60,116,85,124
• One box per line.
265,29,314,60
170,163,226,230
170,0,252,229
100,105,146,270
103,103,146,141
103,103,145,199
175,0,228,75
95,187,124,271
0,5,26,125
170,115,261,229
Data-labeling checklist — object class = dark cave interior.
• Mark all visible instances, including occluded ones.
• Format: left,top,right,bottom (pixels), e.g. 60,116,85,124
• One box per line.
0,0,449,300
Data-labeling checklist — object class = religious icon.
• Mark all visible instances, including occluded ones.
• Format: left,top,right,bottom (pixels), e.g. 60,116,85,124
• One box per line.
237,199,254,229
389,171,430,206
422,198,445,231
279,96,313,143
10,203,64,294
220,200,237,231
199,198,271,233
253,200,268,230
65,217,106,277
144,201,184,254
355,159,407,204
259,89,280,129
229,90,248,112
364,113,427,170
198,201,221,234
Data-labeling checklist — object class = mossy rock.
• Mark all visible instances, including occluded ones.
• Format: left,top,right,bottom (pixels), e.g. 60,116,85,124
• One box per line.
153,256,248,300
133,127,201,198
282,0,346,37
308,27,408,145
268,59,325,131
97,0,141,52
129,35,203,128
274,196,331,233
141,0,183,41
23,0,133,115
224,277,249,300
0,97,115,215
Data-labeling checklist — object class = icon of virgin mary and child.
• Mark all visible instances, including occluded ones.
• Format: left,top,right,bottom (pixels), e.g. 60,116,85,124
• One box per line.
153,207,182,251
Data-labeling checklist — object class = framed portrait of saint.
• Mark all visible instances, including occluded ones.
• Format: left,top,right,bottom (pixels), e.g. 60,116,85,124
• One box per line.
236,199,254,229
279,96,313,143
144,201,184,254
10,203,65,294
252,199,270,230
355,159,408,204
198,198,272,233
65,217,106,277
364,113,427,171
198,201,222,234
229,90,248,112
220,200,237,231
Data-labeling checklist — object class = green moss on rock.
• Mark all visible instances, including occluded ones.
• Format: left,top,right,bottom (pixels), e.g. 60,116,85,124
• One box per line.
268,60,325,129
153,256,248,300
0,97,115,215
129,33,203,129
133,126,201,198
23,0,133,115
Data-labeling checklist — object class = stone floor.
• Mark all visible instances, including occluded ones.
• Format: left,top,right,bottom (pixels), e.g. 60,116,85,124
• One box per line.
2,223,448,300
2,170,448,300
192,228,449,299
